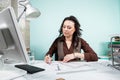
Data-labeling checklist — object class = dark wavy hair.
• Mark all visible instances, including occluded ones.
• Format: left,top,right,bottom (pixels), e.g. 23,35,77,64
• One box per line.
59,15,82,47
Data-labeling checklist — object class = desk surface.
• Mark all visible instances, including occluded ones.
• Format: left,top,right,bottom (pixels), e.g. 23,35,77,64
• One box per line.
1,60,120,80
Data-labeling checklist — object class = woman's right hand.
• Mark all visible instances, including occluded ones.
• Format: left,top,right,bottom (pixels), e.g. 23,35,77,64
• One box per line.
44,54,52,64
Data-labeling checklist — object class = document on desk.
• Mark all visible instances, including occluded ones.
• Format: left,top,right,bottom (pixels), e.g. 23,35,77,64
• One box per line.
50,61,96,74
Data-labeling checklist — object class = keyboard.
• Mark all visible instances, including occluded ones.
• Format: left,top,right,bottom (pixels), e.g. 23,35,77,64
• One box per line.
15,64,45,74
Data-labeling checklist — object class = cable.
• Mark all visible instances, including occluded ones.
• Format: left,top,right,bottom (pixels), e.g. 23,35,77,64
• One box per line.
17,0,27,22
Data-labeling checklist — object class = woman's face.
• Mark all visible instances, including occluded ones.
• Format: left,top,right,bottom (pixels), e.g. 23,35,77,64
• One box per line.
62,20,75,38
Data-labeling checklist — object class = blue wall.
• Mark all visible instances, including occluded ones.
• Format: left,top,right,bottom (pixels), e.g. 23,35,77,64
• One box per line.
30,0,120,60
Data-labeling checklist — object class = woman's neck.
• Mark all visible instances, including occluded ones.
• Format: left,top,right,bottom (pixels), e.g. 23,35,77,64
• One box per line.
65,36,72,41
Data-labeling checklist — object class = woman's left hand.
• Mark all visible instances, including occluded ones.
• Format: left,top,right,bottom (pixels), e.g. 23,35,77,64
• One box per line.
63,54,75,62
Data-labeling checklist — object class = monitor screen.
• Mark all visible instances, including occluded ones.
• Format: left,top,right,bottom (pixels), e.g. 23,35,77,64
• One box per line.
0,7,29,64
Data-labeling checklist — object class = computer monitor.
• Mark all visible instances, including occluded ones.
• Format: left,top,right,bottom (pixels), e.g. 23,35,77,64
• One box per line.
0,7,29,64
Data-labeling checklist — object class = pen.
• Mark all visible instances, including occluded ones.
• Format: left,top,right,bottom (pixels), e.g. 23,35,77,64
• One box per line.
56,64,60,71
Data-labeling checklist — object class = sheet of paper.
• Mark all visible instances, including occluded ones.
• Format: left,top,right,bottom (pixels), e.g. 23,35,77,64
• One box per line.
50,61,96,74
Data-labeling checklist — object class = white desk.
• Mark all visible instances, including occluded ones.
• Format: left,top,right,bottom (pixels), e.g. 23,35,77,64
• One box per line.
1,60,120,80
0,63,27,80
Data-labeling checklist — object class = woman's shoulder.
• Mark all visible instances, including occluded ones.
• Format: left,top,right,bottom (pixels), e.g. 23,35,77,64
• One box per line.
78,37,87,43
56,36,64,41
54,36,64,42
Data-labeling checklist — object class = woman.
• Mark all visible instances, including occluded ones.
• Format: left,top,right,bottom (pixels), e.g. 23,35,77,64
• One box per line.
44,16,98,64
